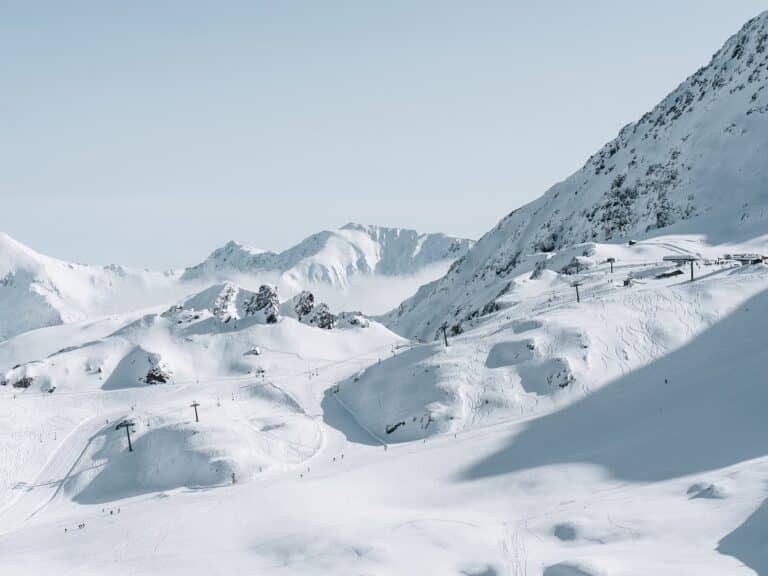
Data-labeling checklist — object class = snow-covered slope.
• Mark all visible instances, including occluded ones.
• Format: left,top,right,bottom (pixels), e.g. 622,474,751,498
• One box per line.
386,12,768,341
0,233,181,341
340,237,768,442
182,223,473,287
0,280,402,510
2,239,768,575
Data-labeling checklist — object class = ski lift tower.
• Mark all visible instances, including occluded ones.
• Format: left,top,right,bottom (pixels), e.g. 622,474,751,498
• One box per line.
662,255,700,282
571,280,584,303
115,419,136,452
190,400,200,423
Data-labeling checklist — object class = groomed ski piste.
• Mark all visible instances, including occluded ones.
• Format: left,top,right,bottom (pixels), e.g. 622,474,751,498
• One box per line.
1,233,767,575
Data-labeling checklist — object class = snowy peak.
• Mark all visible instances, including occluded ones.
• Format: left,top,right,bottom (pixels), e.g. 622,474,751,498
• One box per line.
0,233,95,340
337,223,473,275
182,241,278,280
519,9,768,251
386,13,768,339
217,240,273,259
0,232,40,271
0,232,65,281
182,224,473,285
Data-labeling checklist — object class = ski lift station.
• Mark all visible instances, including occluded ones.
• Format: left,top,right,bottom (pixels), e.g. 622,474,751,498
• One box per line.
724,253,767,265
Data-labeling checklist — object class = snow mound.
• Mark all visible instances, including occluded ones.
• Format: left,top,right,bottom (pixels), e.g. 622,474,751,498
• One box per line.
687,482,727,500
103,346,172,390
69,396,322,505
71,423,234,504
485,339,536,368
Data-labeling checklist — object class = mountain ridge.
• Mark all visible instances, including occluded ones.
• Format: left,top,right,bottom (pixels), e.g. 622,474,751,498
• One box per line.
385,10,768,340
0,223,472,340
182,223,474,285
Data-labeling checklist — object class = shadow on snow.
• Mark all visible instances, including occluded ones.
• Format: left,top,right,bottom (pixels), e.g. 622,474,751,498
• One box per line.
459,287,768,483
718,495,768,575
321,388,382,447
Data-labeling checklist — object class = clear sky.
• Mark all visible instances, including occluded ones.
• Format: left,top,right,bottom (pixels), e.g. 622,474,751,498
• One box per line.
2,1,766,268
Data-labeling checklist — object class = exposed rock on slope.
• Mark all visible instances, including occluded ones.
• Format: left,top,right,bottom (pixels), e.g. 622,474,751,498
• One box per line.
173,282,281,326
281,289,371,330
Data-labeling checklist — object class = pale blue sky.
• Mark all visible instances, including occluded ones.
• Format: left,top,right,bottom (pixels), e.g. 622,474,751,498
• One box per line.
2,1,766,268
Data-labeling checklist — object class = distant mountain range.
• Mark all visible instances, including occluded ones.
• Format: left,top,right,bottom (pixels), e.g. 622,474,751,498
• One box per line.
0,224,473,341
182,222,472,286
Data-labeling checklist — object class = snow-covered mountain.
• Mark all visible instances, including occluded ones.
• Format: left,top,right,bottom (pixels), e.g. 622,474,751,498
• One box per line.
3,12,768,576
0,232,181,341
182,223,473,287
0,224,472,341
385,11,768,340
